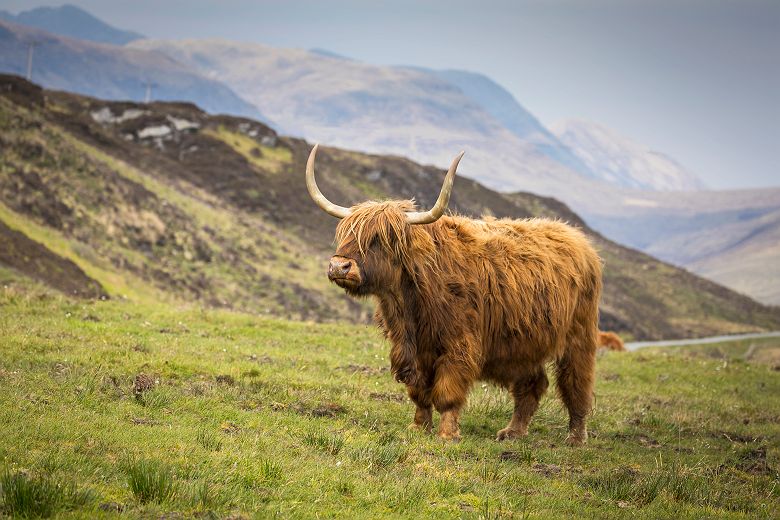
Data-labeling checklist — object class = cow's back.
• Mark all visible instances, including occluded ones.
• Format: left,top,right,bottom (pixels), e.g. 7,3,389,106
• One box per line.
435,216,601,367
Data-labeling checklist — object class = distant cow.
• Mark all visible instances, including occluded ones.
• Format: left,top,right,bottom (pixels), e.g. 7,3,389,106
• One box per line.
306,145,602,444
598,331,626,352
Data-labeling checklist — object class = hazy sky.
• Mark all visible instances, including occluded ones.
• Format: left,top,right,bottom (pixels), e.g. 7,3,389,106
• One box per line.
2,0,778,189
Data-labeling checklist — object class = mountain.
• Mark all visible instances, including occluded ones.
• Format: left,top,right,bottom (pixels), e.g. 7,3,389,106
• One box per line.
683,208,780,305
551,119,706,191
128,38,605,198
0,4,143,45
0,20,267,121
586,190,780,305
2,74,778,340
425,69,594,177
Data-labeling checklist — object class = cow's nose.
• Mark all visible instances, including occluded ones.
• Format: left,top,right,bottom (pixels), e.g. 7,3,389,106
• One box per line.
328,258,352,279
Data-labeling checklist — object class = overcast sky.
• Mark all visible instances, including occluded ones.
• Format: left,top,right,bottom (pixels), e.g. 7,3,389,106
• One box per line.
2,0,778,189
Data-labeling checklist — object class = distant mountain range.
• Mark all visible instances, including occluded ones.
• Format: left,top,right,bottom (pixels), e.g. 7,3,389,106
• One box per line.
0,4,143,45
0,19,266,121
129,38,611,200
551,119,705,191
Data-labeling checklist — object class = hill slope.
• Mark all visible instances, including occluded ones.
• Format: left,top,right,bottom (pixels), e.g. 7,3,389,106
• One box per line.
1,74,778,340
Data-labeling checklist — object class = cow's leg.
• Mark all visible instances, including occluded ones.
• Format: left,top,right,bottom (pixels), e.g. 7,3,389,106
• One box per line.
407,384,433,433
555,333,596,446
496,367,549,441
431,352,477,442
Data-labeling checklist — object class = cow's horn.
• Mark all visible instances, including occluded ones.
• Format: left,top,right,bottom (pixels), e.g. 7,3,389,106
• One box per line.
306,144,352,219
405,151,464,225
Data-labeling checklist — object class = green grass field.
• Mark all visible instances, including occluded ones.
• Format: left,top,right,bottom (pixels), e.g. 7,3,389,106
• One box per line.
0,277,778,519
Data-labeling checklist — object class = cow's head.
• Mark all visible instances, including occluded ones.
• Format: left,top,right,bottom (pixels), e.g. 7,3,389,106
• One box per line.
306,145,464,297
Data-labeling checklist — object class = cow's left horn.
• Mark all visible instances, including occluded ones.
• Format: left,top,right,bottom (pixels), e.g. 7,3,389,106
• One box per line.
405,151,464,225
306,144,352,219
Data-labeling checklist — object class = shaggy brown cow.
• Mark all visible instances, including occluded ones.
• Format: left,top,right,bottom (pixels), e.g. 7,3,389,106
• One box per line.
306,145,602,445
598,331,626,352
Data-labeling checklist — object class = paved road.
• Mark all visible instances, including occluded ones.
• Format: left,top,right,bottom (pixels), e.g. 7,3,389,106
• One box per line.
626,331,780,351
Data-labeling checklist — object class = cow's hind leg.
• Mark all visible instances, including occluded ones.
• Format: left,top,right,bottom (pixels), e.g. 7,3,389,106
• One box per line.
407,385,433,433
555,331,596,445
496,367,549,441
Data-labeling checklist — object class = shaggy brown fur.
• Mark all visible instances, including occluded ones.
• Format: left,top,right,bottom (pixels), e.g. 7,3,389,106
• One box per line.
598,331,626,352
328,200,602,444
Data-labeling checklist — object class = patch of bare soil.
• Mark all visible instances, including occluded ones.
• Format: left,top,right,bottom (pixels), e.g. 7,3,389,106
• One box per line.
0,220,106,298
133,373,156,399
731,447,773,476
340,364,389,376
369,392,406,403
290,401,347,418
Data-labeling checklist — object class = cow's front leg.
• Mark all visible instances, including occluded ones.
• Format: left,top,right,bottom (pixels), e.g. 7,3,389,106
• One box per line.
407,385,433,433
432,350,478,442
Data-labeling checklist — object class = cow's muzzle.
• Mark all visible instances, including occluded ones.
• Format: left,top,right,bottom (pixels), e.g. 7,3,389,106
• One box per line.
328,257,353,281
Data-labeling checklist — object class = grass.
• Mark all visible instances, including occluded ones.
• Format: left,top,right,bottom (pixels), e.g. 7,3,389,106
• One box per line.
203,125,293,173
0,470,94,518
0,280,778,518
125,459,177,504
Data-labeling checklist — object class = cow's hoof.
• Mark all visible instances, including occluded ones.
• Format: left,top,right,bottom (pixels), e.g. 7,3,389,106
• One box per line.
495,427,526,441
438,430,461,443
408,422,432,434
565,432,587,446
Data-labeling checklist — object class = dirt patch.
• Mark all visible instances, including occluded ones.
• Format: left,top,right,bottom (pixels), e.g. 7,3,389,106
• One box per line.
215,374,236,386
498,451,531,463
341,364,388,376
731,447,773,476
369,392,406,403
291,401,347,418
715,431,767,443
532,463,562,478
133,373,157,398
0,220,106,298
611,432,662,448
310,402,347,418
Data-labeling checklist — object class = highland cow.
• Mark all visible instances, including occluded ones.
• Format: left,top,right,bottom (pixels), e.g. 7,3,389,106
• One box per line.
598,331,626,352
306,145,602,444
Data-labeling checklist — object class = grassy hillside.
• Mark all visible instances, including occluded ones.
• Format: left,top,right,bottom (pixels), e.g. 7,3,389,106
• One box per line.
0,275,778,518
0,74,778,339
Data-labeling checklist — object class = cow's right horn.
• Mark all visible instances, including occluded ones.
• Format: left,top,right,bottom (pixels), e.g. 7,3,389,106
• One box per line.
405,151,464,225
306,144,352,219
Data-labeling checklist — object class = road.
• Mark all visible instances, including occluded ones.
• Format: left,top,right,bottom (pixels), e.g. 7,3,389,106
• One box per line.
625,331,780,351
